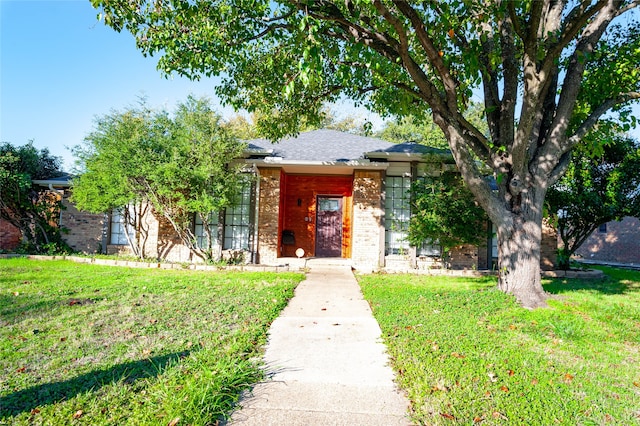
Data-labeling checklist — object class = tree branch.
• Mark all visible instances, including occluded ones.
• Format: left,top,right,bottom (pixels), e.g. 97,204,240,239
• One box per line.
567,91,640,148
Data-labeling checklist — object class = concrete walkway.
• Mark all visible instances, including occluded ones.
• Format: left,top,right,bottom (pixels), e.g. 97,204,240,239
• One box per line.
228,263,412,425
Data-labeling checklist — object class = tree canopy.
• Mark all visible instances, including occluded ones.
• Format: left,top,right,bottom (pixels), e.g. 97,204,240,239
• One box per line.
93,0,640,307
0,142,67,253
408,172,488,258
547,133,640,269
72,96,247,261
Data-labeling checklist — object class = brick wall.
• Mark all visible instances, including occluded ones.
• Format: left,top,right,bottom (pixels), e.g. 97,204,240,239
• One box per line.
449,244,478,270
154,212,192,262
60,194,106,253
540,219,557,270
0,219,21,251
351,170,384,271
575,216,640,264
257,168,281,265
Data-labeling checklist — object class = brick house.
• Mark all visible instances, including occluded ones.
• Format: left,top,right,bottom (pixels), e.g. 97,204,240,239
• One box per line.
574,216,640,265
12,130,556,271
0,175,98,252
92,130,557,271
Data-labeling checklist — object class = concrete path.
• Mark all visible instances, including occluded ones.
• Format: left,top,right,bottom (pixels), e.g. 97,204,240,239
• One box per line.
228,264,412,425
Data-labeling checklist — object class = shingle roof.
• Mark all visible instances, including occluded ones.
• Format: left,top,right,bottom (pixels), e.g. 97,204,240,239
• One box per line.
369,141,450,155
246,129,397,162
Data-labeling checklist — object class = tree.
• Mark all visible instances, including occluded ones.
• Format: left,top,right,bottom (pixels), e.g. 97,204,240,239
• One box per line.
0,141,68,253
93,1,640,307
377,103,488,149
72,96,247,262
72,102,154,258
408,172,488,262
547,133,640,269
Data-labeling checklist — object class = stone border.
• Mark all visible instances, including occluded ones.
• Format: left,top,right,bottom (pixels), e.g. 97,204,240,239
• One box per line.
0,254,292,273
383,266,604,279
541,269,604,279
0,254,605,278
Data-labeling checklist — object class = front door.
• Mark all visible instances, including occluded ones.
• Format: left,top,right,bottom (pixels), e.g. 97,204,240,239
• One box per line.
315,197,343,257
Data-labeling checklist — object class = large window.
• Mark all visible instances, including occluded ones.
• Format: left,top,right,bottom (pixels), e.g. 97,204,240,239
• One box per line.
385,175,441,257
194,212,220,250
110,208,133,245
384,176,411,255
224,182,253,250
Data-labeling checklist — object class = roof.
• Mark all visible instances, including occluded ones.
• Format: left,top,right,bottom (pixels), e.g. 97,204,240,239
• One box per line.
246,129,453,164
32,173,73,188
246,129,397,162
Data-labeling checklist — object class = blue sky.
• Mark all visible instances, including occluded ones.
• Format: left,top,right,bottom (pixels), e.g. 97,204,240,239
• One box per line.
1,1,638,173
1,0,234,171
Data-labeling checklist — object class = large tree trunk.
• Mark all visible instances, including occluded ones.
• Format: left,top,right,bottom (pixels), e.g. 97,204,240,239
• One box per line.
496,220,548,309
495,193,548,309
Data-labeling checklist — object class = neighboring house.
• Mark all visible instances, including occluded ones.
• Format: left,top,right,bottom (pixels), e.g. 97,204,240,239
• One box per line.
0,219,21,251
0,175,96,252
574,216,640,265
8,130,556,271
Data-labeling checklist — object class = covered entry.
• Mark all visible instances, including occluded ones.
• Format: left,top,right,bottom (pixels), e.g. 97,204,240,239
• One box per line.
279,173,353,258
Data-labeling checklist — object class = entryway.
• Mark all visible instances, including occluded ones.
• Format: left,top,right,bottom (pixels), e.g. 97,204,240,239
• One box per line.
315,196,342,257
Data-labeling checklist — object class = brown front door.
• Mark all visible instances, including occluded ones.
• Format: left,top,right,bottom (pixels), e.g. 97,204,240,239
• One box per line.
315,197,342,257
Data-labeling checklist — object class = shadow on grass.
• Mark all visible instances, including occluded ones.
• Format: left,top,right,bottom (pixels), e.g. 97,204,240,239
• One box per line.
543,268,640,296
0,294,62,326
0,350,190,418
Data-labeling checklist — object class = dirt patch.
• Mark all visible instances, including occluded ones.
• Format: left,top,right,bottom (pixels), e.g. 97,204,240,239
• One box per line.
66,298,95,306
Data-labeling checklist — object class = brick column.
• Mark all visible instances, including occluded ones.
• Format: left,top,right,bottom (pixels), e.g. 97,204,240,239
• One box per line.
257,168,281,264
541,219,557,270
351,170,384,272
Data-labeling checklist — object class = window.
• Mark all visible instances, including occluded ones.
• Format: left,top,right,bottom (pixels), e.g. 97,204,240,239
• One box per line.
385,175,442,257
417,241,441,257
224,182,253,250
194,212,220,250
598,223,607,233
491,222,498,258
384,176,411,255
110,207,133,245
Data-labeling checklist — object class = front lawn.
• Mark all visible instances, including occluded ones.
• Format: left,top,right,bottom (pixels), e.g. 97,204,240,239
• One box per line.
359,267,640,425
0,258,304,425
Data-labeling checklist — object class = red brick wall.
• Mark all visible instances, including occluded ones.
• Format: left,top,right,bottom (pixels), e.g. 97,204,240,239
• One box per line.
0,219,21,251
575,217,640,264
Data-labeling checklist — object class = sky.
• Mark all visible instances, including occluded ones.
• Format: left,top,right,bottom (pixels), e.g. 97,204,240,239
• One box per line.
0,0,242,171
1,1,639,173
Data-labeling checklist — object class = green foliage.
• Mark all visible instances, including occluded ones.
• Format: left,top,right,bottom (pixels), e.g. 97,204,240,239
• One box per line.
72,96,247,262
547,134,640,269
0,258,304,425
0,142,68,253
91,0,640,304
377,103,488,149
378,115,449,149
359,268,640,424
409,173,488,255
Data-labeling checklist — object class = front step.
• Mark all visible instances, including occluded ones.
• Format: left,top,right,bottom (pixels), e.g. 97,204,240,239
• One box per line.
278,257,353,270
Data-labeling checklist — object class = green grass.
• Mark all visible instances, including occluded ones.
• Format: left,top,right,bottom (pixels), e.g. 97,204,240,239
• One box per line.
0,258,304,425
359,267,640,425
